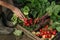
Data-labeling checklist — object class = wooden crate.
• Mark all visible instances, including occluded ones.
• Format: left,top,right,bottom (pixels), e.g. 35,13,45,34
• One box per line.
16,25,43,40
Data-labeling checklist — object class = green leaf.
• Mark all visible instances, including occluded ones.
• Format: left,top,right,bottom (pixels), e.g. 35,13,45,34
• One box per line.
46,6,53,15
51,22,60,29
56,27,60,32
11,14,17,25
53,5,60,17
22,6,30,15
13,29,23,37
51,1,56,7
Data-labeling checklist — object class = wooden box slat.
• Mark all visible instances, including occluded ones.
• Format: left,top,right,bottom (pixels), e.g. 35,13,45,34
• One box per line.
16,25,41,40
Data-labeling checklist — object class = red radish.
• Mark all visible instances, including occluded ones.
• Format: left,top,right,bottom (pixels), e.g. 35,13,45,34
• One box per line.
24,22,30,26
50,30,53,34
40,32,44,35
26,23,30,26
45,35,48,38
24,18,28,21
50,30,56,35
45,25,48,29
39,29,42,32
29,18,33,24
48,34,51,38
24,21,28,24
39,34,42,36
52,31,56,35
44,31,47,35
53,30,56,33
47,31,50,34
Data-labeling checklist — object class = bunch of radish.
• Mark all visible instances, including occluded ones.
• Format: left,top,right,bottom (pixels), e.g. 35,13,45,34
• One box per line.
24,18,33,26
32,25,57,39
23,18,40,26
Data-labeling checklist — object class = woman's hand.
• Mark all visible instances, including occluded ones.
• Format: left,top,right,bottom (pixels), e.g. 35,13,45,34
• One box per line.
0,0,25,21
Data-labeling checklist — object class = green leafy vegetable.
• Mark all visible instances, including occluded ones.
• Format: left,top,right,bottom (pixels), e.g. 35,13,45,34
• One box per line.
11,14,17,25
21,0,50,18
21,6,30,15
56,27,60,32
51,22,60,28
13,28,23,36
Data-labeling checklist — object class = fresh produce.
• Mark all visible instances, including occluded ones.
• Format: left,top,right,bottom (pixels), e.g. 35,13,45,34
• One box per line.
13,28,23,37
21,6,30,15
11,14,17,25
23,18,33,26
34,13,50,31
32,31,36,35
32,25,57,39
11,0,60,39
46,1,60,22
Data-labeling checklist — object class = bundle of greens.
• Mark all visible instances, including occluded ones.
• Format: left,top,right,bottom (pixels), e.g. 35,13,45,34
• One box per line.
11,0,60,33
11,0,50,25
11,0,60,39
46,1,60,22
25,0,50,18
